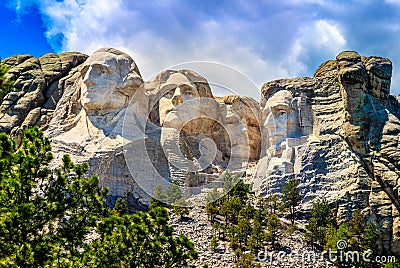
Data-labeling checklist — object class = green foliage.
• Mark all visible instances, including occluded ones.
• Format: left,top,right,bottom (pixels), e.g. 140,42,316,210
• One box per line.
166,181,183,204
248,216,265,250
264,194,284,216
0,128,198,267
173,197,191,219
203,173,284,266
222,171,240,194
311,198,336,227
0,62,13,103
149,183,167,209
205,188,220,223
235,252,260,268
305,199,336,249
83,207,198,268
150,182,191,220
282,176,302,225
324,210,382,268
228,178,251,203
266,214,282,249
210,235,218,252
206,187,221,204
384,261,400,268
112,197,127,216
325,223,350,251
221,196,243,225
0,127,108,267
237,217,252,247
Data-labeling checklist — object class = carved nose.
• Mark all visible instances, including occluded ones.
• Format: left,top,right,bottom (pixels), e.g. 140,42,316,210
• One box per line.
264,114,276,130
83,67,96,87
84,80,95,87
172,87,183,106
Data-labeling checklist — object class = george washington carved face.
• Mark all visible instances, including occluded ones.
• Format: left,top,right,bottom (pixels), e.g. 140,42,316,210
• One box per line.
80,48,142,112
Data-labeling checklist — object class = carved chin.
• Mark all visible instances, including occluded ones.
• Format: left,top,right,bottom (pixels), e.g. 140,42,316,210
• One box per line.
270,146,283,157
82,91,128,111
268,140,287,157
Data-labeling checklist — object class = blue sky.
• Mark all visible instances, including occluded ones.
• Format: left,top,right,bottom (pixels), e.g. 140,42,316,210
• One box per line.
1,0,400,97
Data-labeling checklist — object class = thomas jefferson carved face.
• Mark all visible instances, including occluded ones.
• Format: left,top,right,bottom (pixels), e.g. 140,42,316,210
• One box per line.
159,73,201,127
262,90,298,156
81,48,142,111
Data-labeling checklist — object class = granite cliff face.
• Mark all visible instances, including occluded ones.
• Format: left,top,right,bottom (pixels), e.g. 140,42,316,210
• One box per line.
0,48,399,255
254,51,400,255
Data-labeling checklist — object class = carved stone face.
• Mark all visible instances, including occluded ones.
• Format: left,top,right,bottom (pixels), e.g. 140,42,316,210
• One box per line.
262,90,297,156
159,73,200,127
81,49,142,111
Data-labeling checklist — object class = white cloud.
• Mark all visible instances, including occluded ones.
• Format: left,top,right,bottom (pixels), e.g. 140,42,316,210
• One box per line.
6,0,400,97
17,0,296,92
385,0,400,4
287,19,346,75
6,1,353,97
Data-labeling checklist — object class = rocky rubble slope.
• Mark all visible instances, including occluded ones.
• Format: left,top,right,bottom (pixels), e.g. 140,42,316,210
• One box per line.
170,206,330,268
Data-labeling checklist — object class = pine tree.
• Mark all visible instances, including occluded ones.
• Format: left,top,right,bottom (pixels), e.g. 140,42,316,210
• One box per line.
149,183,167,209
221,196,243,225
325,224,350,251
0,127,108,267
210,235,218,252
112,197,127,216
166,180,183,204
265,194,284,216
83,207,198,267
205,188,220,223
384,261,400,268
282,176,302,225
235,252,261,268
248,216,265,250
173,197,191,219
305,199,336,248
0,128,198,267
237,217,252,248
266,214,282,249
348,209,367,251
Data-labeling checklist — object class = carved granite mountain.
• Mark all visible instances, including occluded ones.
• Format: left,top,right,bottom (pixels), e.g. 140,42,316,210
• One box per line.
0,48,399,256
253,51,400,255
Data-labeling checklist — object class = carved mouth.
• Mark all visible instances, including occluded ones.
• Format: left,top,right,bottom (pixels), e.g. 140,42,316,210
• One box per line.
166,108,177,114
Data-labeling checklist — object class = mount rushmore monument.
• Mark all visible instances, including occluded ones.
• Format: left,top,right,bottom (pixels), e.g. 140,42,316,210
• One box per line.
0,48,399,255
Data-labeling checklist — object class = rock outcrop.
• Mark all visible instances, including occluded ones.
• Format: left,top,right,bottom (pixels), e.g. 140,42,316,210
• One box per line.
0,52,87,135
253,51,400,256
0,48,399,256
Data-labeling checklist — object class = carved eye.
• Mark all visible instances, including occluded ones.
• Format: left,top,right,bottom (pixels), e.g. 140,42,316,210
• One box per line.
92,64,111,75
100,67,108,75
182,90,194,97
164,89,174,98
277,110,287,116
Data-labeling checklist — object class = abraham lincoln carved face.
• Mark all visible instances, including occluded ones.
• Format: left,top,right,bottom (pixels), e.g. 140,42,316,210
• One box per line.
262,89,299,156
